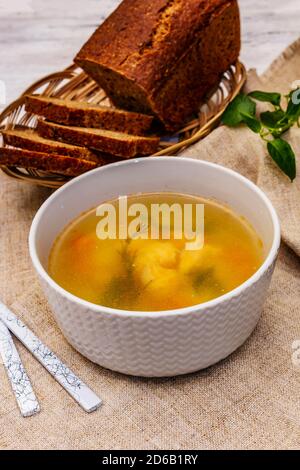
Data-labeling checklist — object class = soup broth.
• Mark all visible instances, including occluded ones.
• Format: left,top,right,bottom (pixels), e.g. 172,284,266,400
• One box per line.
48,193,264,311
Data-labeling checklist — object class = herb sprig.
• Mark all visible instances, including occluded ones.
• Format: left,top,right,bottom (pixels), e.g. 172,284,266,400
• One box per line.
221,88,300,181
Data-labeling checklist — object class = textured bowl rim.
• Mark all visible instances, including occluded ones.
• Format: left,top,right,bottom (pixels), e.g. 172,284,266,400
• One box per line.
29,157,281,318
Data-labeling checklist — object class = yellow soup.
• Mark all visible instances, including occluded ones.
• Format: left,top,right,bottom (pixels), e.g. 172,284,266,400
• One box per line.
48,193,264,311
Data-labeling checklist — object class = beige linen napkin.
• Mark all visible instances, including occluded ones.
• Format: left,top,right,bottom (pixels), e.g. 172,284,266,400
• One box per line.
0,39,300,450
182,38,300,256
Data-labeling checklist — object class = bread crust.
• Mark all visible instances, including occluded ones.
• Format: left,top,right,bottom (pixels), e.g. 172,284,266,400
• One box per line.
75,0,241,131
0,147,97,176
25,95,154,135
37,120,160,158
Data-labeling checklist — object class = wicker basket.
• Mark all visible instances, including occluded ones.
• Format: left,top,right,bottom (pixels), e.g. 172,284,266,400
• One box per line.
0,61,246,189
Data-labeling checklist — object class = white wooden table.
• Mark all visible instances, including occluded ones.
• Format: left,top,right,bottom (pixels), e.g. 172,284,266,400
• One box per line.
0,0,299,109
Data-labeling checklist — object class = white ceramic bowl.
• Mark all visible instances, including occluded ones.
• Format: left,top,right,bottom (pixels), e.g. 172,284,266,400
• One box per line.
29,157,280,377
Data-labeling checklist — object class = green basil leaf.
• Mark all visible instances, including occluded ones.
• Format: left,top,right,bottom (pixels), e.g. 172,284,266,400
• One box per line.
240,112,262,133
260,110,291,137
260,110,286,128
221,94,256,127
267,139,296,181
286,89,300,121
248,90,282,107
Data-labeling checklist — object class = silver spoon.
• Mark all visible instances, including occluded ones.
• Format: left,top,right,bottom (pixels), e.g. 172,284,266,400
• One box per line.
0,301,102,413
0,319,40,417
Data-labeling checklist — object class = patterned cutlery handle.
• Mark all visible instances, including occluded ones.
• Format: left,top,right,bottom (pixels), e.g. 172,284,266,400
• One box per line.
0,301,102,413
0,319,40,417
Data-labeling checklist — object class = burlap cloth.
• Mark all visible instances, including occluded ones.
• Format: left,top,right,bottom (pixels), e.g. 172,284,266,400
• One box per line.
0,39,300,450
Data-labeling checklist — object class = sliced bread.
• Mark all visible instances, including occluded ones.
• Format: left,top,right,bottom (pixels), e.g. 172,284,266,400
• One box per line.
37,120,160,158
1,128,100,162
0,147,97,176
74,0,240,131
25,95,154,135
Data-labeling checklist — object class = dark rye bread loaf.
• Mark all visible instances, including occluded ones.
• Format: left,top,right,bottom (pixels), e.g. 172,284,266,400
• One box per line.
1,128,100,162
25,95,154,135
0,147,97,176
37,120,160,158
75,0,241,131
